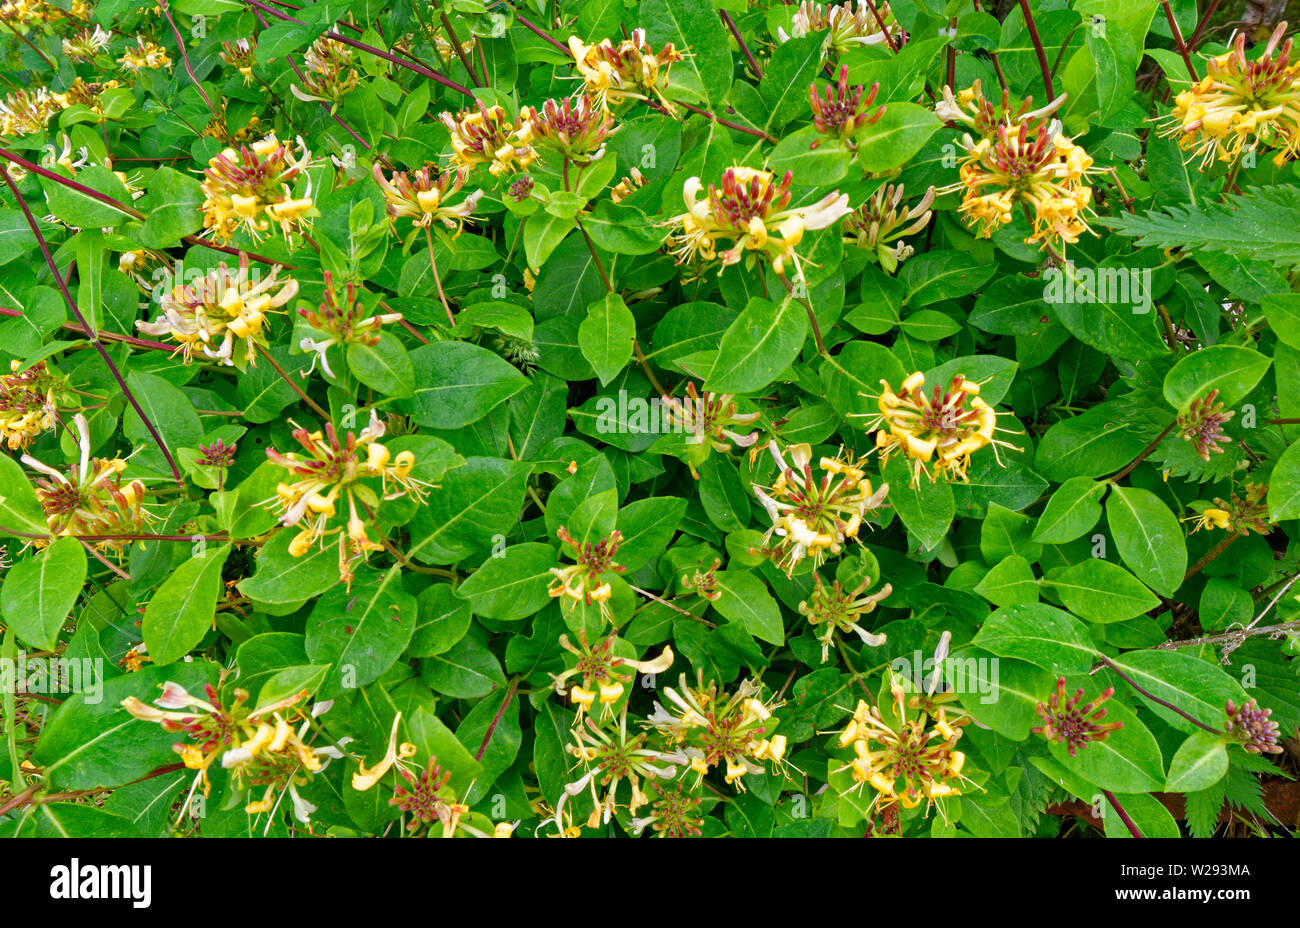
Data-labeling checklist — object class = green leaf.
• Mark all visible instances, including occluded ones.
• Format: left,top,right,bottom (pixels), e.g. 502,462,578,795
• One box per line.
855,103,943,173
974,554,1039,607
705,296,807,394
40,166,131,229
711,570,784,645
239,530,340,606
305,567,417,698
883,455,955,550
1165,731,1229,792
578,292,636,385
142,544,231,664
1049,559,1160,624
1103,184,1300,269
347,331,415,399
1032,476,1107,543
1163,344,1271,411
1105,485,1187,596
455,543,556,621
972,603,1097,674
400,341,529,429
1268,439,1300,520
0,451,50,537
0,537,86,650
138,166,204,248
1106,649,1248,735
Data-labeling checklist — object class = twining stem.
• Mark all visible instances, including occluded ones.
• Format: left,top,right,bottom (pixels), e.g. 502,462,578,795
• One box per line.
778,272,826,357
1095,653,1223,734
1102,790,1143,838
1159,0,1199,82
1157,618,1300,652
160,0,217,115
475,679,519,761
1187,0,1222,50
626,584,716,628
1016,0,1055,99
862,0,898,53
439,11,481,88
0,306,176,351
424,227,456,326
0,165,184,488
1156,303,1180,353
254,342,330,420
242,0,474,97
1109,419,1176,483
721,9,762,78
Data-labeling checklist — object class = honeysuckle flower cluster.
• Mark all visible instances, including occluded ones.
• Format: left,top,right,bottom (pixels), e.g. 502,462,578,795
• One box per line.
937,81,1096,248
440,101,537,178
59,77,119,115
21,413,149,549
1224,698,1284,754
373,161,482,233
385,748,515,838
519,95,614,165
61,24,109,61
630,780,705,838
777,0,904,57
1031,677,1122,756
265,412,428,583
136,255,299,366
843,183,935,272
0,87,63,137
563,708,683,825
650,672,788,788
862,372,1004,485
297,271,403,378
199,133,317,243
568,29,685,114
548,525,626,620
1177,389,1235,461
809,66,884,145
0,360,60,449
798,573,891,662
665,166,851,278
121,681,343,821
117,36,171,72
220,37,257,83
661,382,761,475
1184,483,1271,536
550,632,674,720
679,556,722,601
290,34,359,106
835,678,968,813
1159,22,1300,168
752,440,889,575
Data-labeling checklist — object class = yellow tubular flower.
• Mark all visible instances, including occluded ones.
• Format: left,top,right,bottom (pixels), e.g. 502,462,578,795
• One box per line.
265,412,429,584
136,254,298,366
665,166,851,279
0,360,58,449
936,82,1096,250
439,101,536,177
1159,22,1300,168
200,133,317,243
860,371,1010,486
752,441,889,575
372,162,482,232
118,36,172,72
0,87,63,138
835,679,969,815
568,28,685,114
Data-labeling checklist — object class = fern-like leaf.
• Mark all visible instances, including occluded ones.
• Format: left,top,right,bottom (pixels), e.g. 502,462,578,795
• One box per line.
1100,185,1300,268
